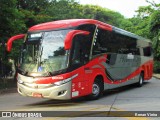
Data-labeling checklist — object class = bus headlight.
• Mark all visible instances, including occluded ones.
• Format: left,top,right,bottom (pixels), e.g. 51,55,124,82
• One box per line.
17,74,24,84
18,79,24,84
54,74,78,86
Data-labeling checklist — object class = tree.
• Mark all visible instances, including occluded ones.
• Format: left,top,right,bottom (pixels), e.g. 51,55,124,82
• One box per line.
0,0,25,41
17,0,53,28
44,0,82,20
20,9,52,28
17,0,49,14
0,0,26,77
150,8,160,60
127,0,160,72
80,4,129,28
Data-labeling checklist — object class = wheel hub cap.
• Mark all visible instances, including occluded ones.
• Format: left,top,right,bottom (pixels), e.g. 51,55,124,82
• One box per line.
92,84,100,95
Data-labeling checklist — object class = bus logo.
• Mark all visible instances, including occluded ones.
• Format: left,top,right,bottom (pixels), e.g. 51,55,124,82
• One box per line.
38,66,43,72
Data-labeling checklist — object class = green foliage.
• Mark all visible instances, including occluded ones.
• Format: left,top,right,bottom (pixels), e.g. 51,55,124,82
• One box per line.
126,17,150,38
0,0,25,73
154,61,160,73
44,0,82,20
149,4,160,60
124,1,160,62
19,9,53,28
136,5,154,18
17,0,49,13
1,0,160,74
81,5,127,27
0,0,25,41
150,10,160,33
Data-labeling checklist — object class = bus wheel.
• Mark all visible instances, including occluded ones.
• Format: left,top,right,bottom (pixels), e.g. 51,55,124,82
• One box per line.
137,73,144,87
88,79,103,100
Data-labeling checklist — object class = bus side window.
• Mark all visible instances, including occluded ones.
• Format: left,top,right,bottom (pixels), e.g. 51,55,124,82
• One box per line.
92,28,109,56
143,46,152,57
92,41,101,55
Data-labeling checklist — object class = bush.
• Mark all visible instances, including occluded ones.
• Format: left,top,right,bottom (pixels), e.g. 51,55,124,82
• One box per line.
154,61,160,73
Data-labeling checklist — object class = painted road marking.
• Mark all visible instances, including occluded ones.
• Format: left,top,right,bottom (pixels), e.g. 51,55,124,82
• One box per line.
42,105,151,120
4,103,150,120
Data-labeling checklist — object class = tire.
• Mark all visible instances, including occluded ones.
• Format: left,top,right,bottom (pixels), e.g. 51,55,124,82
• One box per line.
87,79,103,100
136,73,144,87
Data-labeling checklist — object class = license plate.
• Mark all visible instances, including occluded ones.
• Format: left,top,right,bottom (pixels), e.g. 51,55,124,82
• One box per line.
33,93,42,98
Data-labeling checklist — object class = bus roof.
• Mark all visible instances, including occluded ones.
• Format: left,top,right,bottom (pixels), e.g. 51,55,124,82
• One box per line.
28,19,112,32
113,27,150,41
28,19,149,41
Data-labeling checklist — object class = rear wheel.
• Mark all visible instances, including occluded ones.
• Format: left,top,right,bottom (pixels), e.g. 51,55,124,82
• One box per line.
136,73,144,87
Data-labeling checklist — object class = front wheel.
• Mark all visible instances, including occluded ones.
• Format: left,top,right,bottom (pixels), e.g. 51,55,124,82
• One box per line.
87,80,103,100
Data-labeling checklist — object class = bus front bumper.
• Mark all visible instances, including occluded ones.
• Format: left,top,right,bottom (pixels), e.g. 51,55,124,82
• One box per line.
17,81,72,100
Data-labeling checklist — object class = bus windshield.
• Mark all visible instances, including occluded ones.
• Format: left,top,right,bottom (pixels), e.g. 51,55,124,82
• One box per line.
19,29,71,75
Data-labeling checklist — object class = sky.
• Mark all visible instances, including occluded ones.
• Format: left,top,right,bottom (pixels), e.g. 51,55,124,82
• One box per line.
78,0,160,18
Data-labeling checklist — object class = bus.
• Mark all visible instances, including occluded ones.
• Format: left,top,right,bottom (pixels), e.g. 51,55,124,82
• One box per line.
7,19,153,100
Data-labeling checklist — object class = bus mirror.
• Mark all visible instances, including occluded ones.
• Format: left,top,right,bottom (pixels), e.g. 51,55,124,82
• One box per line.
7,34,25,52
64,30,89,50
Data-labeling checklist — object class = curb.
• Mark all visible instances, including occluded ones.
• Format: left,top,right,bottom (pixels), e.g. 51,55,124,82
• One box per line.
0,88,17,95
153,74,160,80
153,76,160,80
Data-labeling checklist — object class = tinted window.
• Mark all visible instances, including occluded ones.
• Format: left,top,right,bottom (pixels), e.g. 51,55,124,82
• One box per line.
70,34,92,67
92,28,140,56
77,24,96,36
143,46,152,56
115,33,140,55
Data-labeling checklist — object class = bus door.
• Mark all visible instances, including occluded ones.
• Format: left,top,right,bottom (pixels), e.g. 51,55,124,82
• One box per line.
70,34,91,98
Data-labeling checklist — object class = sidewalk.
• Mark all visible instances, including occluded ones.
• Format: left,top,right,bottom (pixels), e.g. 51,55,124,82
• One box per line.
0,88,17,95
0,77,17,95
153,74,160,79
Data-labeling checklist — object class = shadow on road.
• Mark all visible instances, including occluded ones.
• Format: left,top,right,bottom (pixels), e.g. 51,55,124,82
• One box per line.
24,98,86,107
102,82,150,98
24,82,150,108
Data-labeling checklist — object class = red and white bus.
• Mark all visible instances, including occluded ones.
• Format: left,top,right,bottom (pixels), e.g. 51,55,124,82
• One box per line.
7,19,153,100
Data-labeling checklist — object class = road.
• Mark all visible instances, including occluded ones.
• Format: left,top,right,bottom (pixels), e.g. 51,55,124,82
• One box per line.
0,77,160,120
